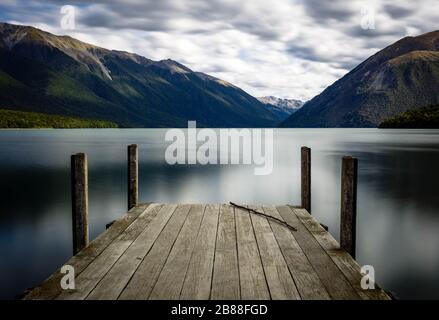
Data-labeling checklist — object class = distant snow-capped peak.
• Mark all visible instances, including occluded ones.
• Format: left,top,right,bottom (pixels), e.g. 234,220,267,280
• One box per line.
257,96,304,121
258,96,304,110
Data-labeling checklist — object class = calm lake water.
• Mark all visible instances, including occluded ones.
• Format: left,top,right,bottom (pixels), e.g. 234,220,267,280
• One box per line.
0,128,439,299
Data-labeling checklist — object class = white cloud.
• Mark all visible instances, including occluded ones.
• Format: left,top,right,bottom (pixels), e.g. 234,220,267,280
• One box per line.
1,0,438,100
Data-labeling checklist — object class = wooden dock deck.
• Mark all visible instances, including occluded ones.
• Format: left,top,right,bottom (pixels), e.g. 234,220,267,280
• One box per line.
24,203,390,300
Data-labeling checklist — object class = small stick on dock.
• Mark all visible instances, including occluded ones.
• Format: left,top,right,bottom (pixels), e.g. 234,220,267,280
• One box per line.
301,146,311,213
71,153,89,255
128,144,138,210
340,156,358,258
229,202,297,231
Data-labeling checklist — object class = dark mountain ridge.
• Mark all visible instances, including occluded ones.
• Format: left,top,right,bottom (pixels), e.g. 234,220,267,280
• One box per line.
281,30,439,127
0,22,278,128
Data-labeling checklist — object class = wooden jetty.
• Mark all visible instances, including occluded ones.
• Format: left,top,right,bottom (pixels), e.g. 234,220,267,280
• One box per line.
23,146,390,300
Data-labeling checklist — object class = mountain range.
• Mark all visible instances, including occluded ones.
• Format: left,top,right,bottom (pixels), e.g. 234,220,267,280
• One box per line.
257,96,303,120
282,30,439,127
0,22,279,128
2,22,439,128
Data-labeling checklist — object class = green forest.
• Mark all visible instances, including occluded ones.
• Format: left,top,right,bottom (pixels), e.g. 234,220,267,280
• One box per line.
379,105,439,128
0,109,118,128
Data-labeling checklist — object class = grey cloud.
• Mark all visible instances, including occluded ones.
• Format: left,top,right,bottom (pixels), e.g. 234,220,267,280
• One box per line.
300,0,358,22
287,41,362,70
347,25,406,39
245,80,271,89
231,21,281,40
384,4,413,19
77,5,173,31
200,64,231,73
286,43,325,62
41,0,287,41
0,0,59,25
46,0,241,31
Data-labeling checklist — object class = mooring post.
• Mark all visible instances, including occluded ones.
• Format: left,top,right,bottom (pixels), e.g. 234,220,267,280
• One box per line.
128,144,138,210
301,146,311,213
340,156,358,258
71,153,89,255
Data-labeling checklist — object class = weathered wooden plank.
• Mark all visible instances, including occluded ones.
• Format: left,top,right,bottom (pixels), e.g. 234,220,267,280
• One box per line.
180,204,220,300
293,208,342,252
262,205,330,300
234,206,270,300
211,204,240,300
23,203,151,300
277,205,360,300
149,204,205,299
327,249,391,300
87,204,186,300
57,204,175,300
293,207,390,300
249,205,300,300
119,204,192,300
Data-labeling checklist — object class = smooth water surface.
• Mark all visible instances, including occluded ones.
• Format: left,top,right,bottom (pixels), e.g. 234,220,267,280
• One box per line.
0,129,439,299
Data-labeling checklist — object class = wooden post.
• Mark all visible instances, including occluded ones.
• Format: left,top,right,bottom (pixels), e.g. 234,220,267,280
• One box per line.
301,146,311,213
71,153,89,255
340,156,358,258
128,144,138,210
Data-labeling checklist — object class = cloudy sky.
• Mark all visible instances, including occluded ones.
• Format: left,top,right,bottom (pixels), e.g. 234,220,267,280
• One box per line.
1,0,438,100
